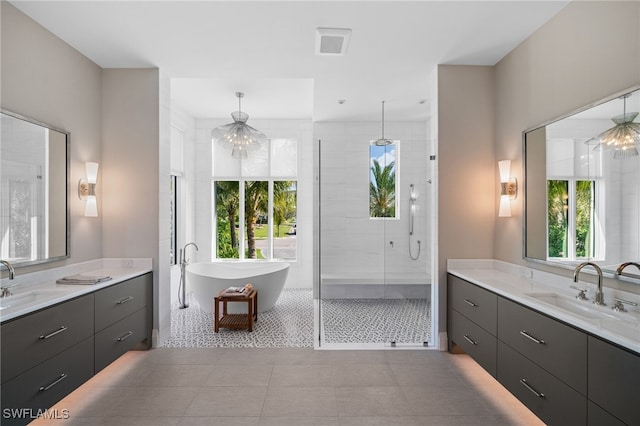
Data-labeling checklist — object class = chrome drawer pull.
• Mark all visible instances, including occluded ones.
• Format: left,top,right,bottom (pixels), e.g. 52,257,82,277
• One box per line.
39,373,67,392
463,299,478,307
463,334,478,345
116,331,134,342
116,296,134,305
520,330,545,345
520,378,545,398
39,326,68,340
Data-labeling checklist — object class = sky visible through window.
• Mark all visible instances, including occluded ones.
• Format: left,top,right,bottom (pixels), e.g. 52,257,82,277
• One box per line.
369,143,397,218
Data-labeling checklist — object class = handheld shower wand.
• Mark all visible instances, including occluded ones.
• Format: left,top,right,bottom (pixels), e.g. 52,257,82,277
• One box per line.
409,184,421,260
179,242,199,309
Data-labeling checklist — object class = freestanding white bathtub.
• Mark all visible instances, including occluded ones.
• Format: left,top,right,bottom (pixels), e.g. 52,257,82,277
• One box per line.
186,262,289,314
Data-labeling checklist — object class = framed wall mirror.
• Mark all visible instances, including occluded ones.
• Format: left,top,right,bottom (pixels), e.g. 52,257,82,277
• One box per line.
0,109,69,268
524,86,640,279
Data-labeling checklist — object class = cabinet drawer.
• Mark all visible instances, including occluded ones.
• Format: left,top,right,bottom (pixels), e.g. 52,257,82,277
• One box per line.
588,401,626,426
497,297,587,394
1,294,94,384
497,342,586,426
1,337,94,426
94,307,147,372
449,309,497,377
448,274,497,334
94,273,150,332
588,336,640,425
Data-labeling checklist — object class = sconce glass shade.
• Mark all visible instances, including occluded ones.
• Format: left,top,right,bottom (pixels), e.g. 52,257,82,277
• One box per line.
84,196,98,217
211,92,267,159
498,160,511,183
498,195,512,217
86,162,99,184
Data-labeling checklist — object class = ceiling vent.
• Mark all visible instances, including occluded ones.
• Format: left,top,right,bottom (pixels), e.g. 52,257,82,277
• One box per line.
315,28,352,56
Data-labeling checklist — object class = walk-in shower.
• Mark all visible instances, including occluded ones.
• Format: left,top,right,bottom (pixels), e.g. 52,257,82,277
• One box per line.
316,120,433,348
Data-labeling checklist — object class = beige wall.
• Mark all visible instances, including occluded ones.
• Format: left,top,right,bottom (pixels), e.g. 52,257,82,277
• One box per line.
0,1,103,274
437,65,496,335
494,0,640,289
2,4,165,335
101,68,163,338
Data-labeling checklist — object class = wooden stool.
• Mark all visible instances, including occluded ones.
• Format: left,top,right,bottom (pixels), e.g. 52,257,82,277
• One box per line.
214,289,258,332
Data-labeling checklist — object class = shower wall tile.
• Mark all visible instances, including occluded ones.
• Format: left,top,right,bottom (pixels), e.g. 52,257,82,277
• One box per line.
316,121,431,285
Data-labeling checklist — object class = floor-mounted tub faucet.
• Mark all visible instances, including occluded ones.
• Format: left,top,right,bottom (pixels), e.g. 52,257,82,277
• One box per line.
573,262,605,306
1,259,15,298
181,242,199,265
179,243,199,309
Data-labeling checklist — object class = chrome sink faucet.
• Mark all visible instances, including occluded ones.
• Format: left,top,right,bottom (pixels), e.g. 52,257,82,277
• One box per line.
615,261,640,276
1,259,16,298
573,262,605,306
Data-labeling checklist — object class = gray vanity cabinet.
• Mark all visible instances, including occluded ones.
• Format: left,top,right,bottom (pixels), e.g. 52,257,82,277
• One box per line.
447,273,639,426
95,306,148,372
588,401,627,426
498,341,586,426
94,272,152,372
94,273,148,331
0,294,94,384
497,297,587,394
0,295,94,426
448,274,497,334
448,275,498,376
1,338,94,426
588,336,640,425
0,272,152,426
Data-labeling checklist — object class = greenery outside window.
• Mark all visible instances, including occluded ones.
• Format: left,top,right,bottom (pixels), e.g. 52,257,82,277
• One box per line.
369,141,398,219
213,138,297,261
547,179,599,260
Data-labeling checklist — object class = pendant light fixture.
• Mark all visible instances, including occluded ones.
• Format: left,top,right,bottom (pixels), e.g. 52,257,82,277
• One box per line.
211,92,267,159
373,100,393,146
593,93,640,159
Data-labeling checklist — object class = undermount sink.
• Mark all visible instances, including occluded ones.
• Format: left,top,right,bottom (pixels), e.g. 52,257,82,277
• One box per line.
524,292,617,320
0,289,68,311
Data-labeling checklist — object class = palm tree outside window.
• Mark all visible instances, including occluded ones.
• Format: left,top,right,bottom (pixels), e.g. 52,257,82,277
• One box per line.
213,138,297,260
370,142,398,219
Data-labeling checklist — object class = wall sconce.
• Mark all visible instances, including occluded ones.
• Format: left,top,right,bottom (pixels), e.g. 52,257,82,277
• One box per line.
78,162,99,217
498,160,517,217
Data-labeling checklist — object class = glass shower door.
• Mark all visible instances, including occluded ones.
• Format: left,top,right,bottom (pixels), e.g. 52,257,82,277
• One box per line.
380,140,430,348
318,125,432,348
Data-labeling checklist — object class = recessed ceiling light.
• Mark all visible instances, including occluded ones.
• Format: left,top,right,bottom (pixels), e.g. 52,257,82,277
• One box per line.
338,99,346,105
315,28,352,56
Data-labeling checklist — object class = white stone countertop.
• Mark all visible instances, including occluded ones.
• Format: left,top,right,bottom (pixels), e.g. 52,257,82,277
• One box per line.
447,259,640,354
0,258,152,323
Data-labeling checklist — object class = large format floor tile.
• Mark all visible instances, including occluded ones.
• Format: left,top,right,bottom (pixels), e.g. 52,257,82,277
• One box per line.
31,348,543,425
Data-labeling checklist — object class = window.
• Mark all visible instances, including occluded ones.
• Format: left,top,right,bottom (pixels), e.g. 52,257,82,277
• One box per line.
369,142,398,218
169,124,184,267
213,139,297,260
547,179,597,260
